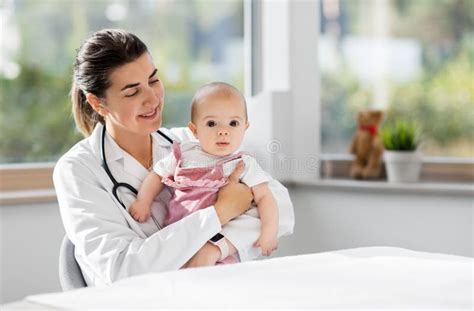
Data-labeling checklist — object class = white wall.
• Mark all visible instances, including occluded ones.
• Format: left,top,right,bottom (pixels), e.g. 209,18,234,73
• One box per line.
1,187,472,304
277,185,473,258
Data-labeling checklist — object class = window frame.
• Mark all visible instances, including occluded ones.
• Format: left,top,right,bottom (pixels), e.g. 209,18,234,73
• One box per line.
0,162,56,205
246,0,473,185
1,0,472,205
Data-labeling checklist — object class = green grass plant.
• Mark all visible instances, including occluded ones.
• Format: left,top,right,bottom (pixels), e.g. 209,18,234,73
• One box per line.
381,121,419,151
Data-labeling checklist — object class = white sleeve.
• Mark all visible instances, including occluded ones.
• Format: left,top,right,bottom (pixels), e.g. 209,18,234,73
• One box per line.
53,156,222,285
153,151,177,177
239,155,271,187
220,178,295,262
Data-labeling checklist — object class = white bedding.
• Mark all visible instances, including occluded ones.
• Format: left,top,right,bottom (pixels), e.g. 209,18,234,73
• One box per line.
27,247,473,309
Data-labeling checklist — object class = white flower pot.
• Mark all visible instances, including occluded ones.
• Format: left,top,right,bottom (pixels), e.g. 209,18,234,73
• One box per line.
383,150,423,183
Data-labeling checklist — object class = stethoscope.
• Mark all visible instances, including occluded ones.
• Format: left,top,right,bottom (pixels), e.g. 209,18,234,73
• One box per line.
100,125,174,229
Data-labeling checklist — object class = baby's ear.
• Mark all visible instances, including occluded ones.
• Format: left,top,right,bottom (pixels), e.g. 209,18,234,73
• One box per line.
188,122,198,137
245,121,250,130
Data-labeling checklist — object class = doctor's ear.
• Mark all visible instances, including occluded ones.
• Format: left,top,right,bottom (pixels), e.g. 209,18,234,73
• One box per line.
188,122,198,137
86,93,109,117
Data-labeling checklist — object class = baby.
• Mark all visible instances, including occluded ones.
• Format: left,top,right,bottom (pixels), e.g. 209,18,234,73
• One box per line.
129,82,278,263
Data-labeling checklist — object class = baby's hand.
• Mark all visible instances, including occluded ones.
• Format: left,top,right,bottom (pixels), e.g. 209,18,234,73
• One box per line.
253,233,279,257
129,200,151,223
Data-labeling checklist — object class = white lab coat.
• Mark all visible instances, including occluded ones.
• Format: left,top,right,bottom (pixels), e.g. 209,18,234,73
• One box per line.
53,123,294,286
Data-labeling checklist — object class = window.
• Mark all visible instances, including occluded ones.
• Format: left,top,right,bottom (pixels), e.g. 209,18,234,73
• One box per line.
0,0,244,164
319,0,473,158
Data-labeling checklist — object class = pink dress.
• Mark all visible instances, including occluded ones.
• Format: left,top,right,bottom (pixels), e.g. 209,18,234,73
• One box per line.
161,142,245,264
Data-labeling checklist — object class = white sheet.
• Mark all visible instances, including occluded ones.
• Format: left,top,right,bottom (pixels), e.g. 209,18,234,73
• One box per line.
27,247,473,309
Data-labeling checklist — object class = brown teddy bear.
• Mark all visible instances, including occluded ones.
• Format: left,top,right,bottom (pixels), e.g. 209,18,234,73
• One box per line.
349,110,384,179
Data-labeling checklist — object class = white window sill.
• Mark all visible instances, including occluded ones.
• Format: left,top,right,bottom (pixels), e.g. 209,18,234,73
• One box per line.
0,162,56,205
1,157,472,205
283,178,473,196
0,189,57,206
2,179,471,206
318,154,473,186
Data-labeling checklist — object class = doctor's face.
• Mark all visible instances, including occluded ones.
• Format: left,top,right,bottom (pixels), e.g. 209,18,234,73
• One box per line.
102,53,164,136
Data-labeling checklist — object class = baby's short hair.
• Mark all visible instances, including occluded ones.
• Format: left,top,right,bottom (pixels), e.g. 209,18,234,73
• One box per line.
191,82,247,122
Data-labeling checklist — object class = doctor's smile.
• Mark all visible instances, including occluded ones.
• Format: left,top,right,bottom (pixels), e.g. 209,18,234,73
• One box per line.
138,105,160,121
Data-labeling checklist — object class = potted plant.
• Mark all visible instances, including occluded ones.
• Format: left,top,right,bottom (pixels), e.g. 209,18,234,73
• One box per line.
381,121,422,183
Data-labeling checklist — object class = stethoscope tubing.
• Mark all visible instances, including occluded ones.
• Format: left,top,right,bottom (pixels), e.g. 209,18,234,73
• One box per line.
100,125,173,229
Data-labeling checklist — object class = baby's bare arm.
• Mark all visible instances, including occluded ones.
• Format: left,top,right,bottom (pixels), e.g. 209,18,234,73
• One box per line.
137,171,165,205
129,171,165,222
252,182,279,237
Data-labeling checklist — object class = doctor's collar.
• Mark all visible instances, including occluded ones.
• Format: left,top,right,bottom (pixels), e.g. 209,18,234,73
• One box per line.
90,123,174,163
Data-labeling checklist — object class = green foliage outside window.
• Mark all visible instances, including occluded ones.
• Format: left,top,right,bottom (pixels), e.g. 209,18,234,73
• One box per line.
0,66,81,162
0,0,244,163
321,0,473,157
387,37,474,156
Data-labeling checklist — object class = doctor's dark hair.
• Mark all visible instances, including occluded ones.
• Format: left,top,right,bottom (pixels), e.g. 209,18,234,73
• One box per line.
71,29,148,136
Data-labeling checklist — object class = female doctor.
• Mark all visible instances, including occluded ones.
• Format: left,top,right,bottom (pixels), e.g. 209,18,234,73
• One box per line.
54,29,294,286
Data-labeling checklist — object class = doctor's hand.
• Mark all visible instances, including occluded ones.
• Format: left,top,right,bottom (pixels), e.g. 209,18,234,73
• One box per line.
129,199,151,223
181,242,221,269
214,161,253,226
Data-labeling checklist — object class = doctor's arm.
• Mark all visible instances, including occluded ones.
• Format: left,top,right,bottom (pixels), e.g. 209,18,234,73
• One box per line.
53,157,251,285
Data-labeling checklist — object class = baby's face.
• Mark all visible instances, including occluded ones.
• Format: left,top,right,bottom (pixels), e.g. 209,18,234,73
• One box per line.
189,94,249,157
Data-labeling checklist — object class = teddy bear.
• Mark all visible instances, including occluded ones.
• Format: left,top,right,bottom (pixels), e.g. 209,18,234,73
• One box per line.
349,110,384,179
